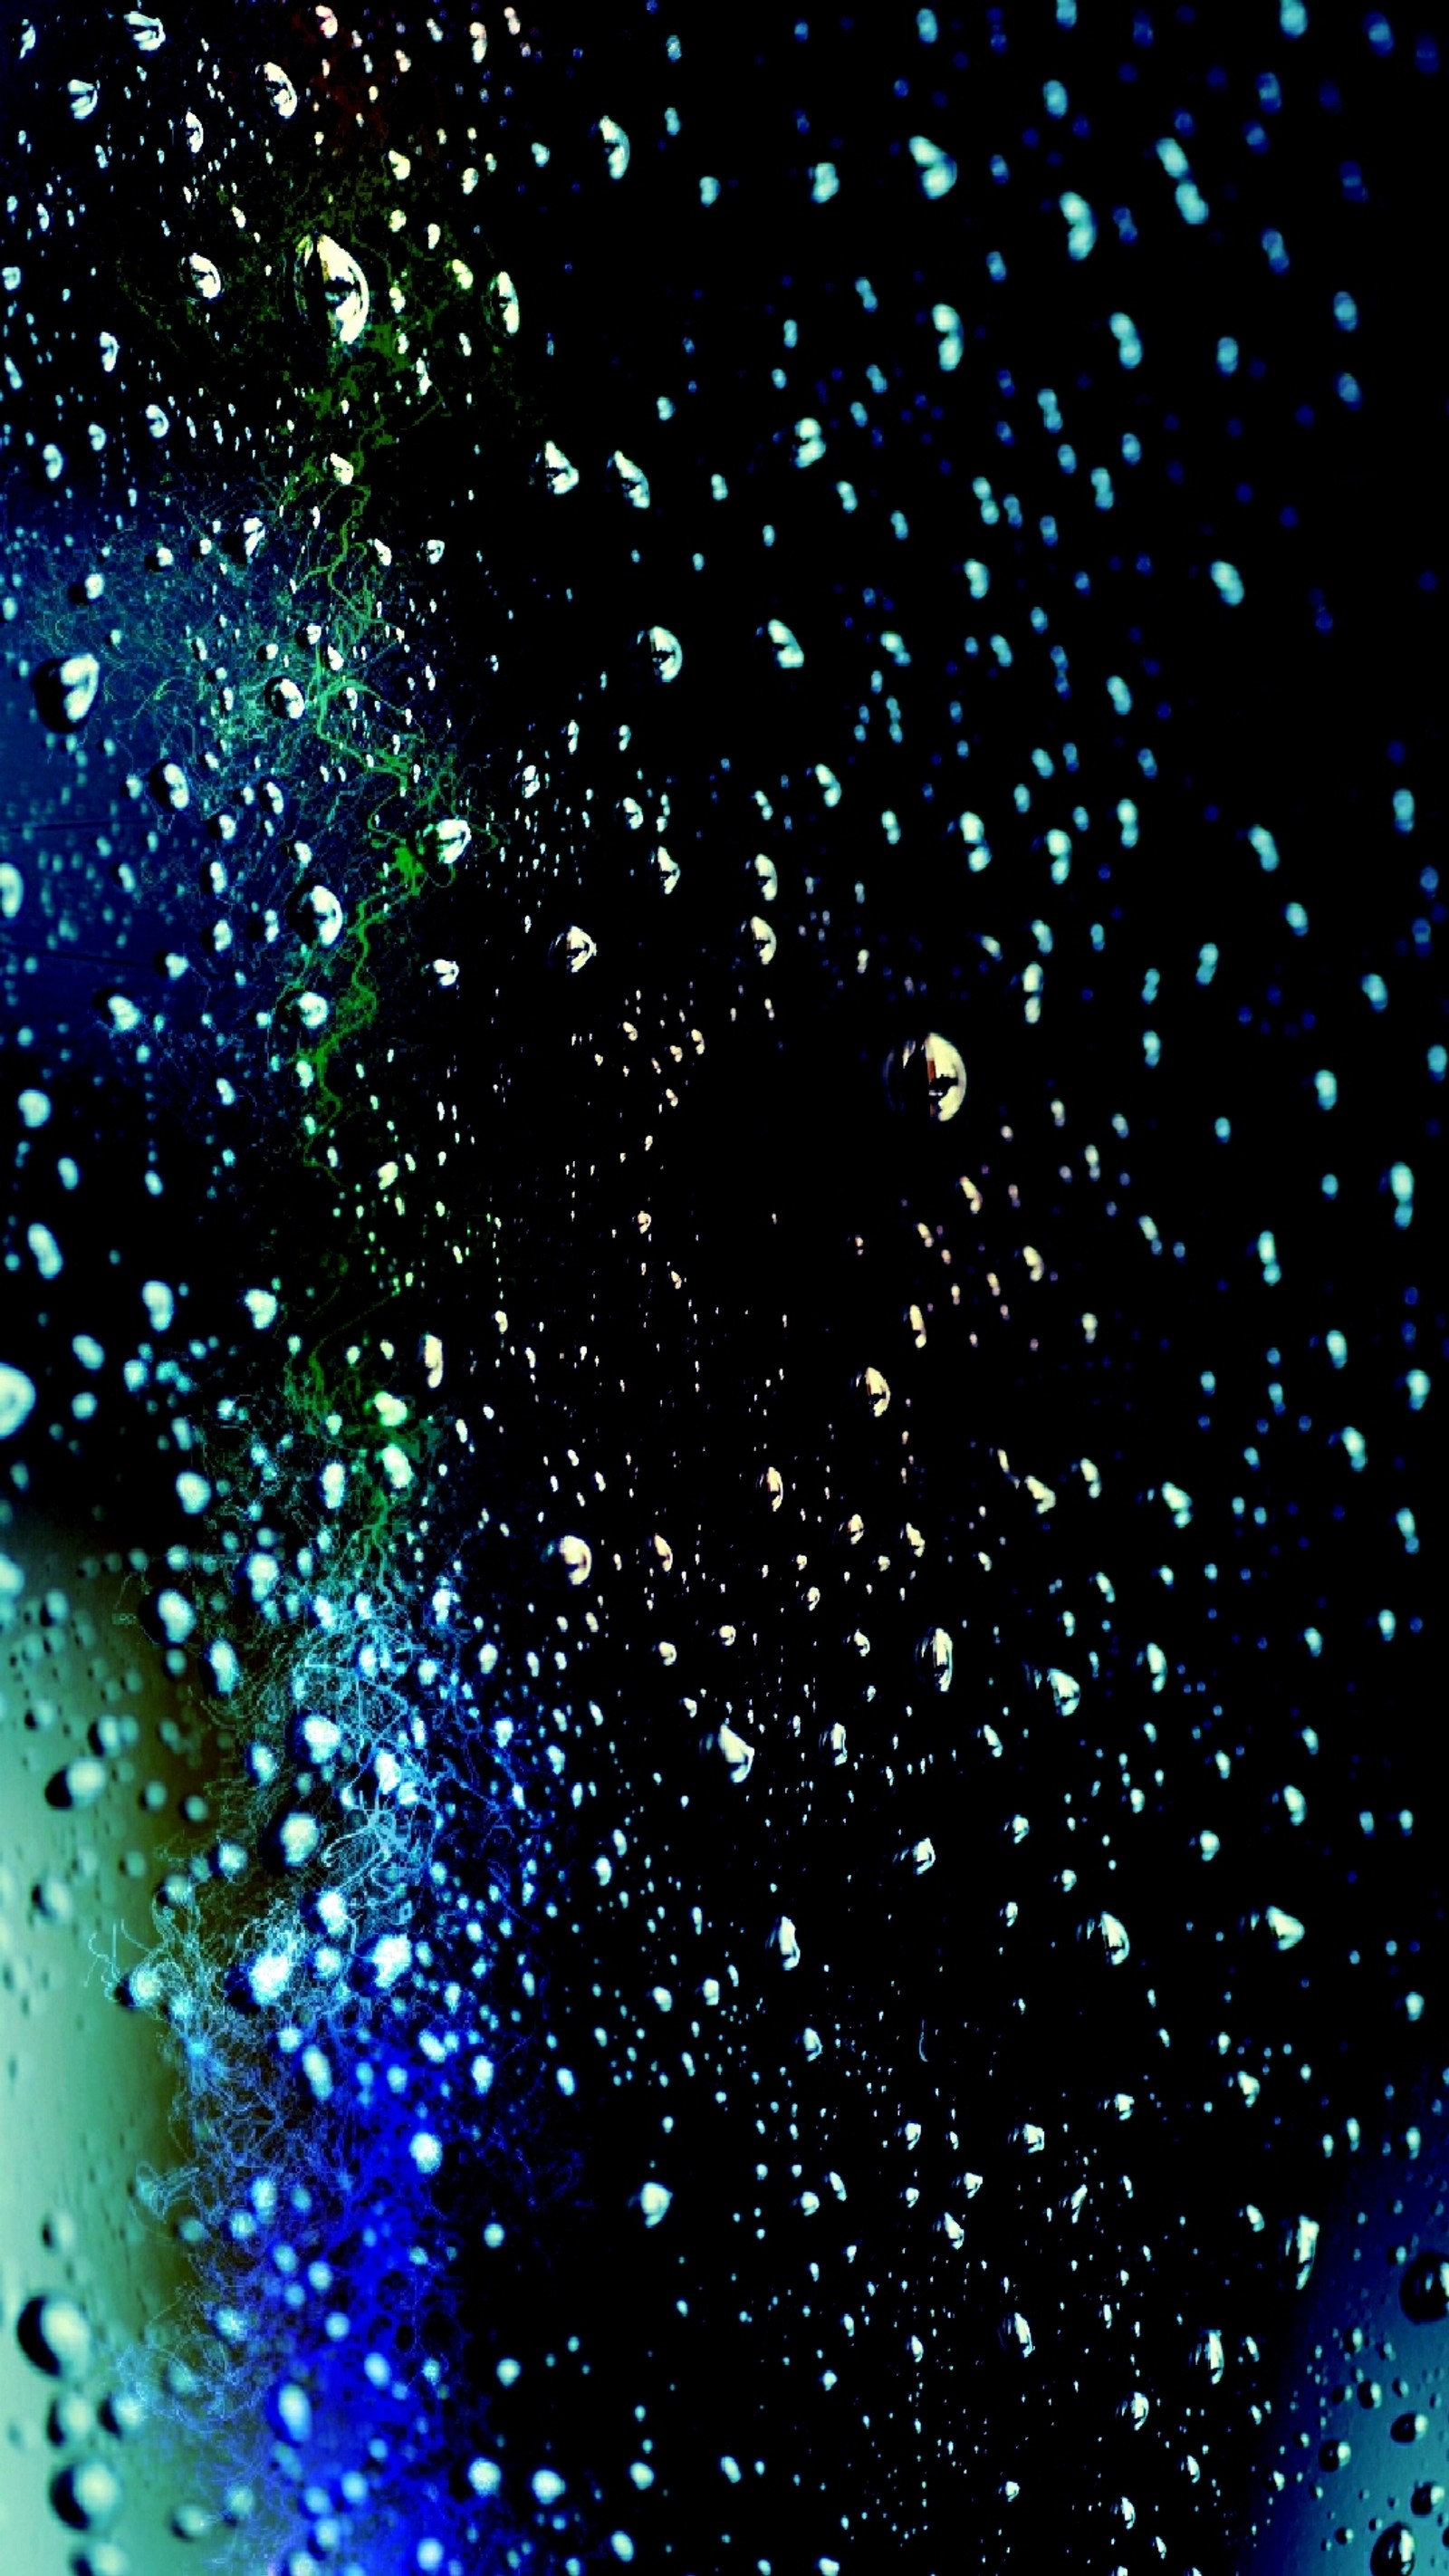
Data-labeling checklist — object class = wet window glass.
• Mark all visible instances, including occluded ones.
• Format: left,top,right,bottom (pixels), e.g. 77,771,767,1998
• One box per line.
0,6,1442,2571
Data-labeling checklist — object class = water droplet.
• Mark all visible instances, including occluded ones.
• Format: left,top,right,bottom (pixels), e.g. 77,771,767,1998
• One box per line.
854,1367,891,1418
261,61,298,119
18,2293,93,2379
297,233,369,346
932,301,964,370
140,1278,175,1332
149,759,189,812
34,653,100,731
246,1946,294,2005
916,1627,954,1690
638,624,683,682
539,439,580,495
716,1723,755,1783
186,252,223,303
0,1362,36,1438
1400,2252,1449,2324
597,117,630,179
550,925,597,973
611,451,650,508
1283,2213,1319,2290
268,1812,321,1870
50,2388,96,2445
370,1933,412,1991
270,2379,312,2442
547,1533,593,1587
1080,1910,1131,1966
100,2388,148,2440
763,617,804,670
1370,2528,1416,2576
293,884,345,947
49,1756,108,1810
885,1033,967,1122
52,2459,123,2533
908,134,958,197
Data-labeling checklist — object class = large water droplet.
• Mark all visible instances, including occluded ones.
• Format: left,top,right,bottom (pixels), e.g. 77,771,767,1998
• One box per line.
0,1361,36,1438
611,450,650,508
34,652,100,731
916,1627,954,1691
297,233,369,347
597,116,630,179
51,2459,123,2533
18,2293,93,2379
293,884,345,947
716,1723,755,1783
638,624,683,683
261,60,298,119
539,439,580,495
48,1756,109,1810
1400,2252,1449,2324
149,759,189,812
550,926,597,974
854,1367,891,1418
1370,2528,1416,2576
1080,1909,1131,1966
186,252,223,303
909,133,958,196
885,1033,967,1122
1283,2213,1319,2291
546,1533,593,1587
267,1811,321,1871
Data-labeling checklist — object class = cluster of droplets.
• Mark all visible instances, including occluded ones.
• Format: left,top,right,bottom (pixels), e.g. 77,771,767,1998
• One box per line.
3,4,1444,2572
